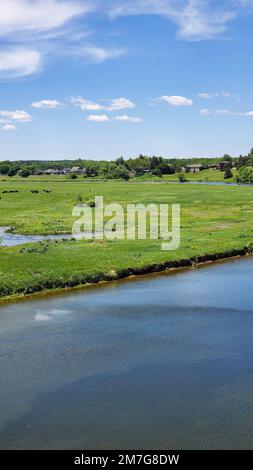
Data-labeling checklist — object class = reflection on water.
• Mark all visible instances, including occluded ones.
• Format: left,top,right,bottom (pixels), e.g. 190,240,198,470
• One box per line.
0,257,253,449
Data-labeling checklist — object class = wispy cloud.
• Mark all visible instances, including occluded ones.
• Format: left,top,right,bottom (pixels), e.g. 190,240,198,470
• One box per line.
108,98,136,111
87,114,142,122
0,0,90,37
0,0,124,78
71,98,105,111
0,0,89,78
31,99,63,109
200,108,253,116
87,114,110,122
2,124,17,131
199,91,240,100
200,108,211,115
72,45,126,63
107,0,238,40
115,115,142,122
72,97,135,111
0,48,42,78
0,110,33,122
158,95,193,106
1,0,253,80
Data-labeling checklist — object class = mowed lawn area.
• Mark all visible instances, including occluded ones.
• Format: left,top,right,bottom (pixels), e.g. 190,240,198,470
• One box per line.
0,178,252,299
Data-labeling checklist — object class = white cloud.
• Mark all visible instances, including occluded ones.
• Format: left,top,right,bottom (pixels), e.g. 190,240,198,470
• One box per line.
0,0,251,83
2,124,17,131
200,108,211,115
200,108,237,116
72,96,135,112
87,114,110,122
115,115,142,122
86,113,142,123
107,0,237,40
174,1,235,41
0,1,123,78
71,98,104,111
236,1,253,8
0,110,33,122
199,92,219,99
198,91,240,100
0,0,251,85
108,98,135,111
31,99,63,109
0,0,90,37
0,48,42,78
222,92,240,99
158,95,193,106
1,0,249,83
200,108,253,116
214,109,235,115
75,46,126,63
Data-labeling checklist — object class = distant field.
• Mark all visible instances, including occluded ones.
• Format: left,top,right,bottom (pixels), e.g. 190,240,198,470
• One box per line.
135,168,237,182
0,167,236,184
0,178,252,299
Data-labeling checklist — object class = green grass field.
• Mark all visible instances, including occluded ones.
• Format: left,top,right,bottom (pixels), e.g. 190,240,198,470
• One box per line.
0,167,236,185
135,168,237,182
0,178,252,299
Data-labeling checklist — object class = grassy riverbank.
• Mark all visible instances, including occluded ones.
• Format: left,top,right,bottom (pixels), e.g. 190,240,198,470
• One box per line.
0,179,252,300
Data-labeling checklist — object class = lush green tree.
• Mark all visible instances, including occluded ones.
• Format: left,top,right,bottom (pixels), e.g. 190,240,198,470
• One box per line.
157,163,175,175
247,155,253,166
236,155,248,169
236,167,253,184
7,167,18,177
224,161,232,170
114,165,130,180
150,156,162,170
178,173,187,183
7,165,20,176
86,164,99,177
0,153,242,180
223,154,233,162
224,167,233,179
0,164,11,175
115,156,125,166
152,168,162,177
19,169,31,178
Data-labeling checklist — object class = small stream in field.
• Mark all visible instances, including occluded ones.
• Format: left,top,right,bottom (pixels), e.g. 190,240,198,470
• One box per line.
0,227,85,247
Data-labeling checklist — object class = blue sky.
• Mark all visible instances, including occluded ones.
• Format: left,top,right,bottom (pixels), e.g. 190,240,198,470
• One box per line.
1,0,253,161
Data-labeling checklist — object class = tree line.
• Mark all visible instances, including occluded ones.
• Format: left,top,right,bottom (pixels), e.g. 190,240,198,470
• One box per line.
0,149,253,182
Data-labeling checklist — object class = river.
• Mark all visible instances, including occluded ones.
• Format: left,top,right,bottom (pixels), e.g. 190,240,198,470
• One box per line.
0,257,253,449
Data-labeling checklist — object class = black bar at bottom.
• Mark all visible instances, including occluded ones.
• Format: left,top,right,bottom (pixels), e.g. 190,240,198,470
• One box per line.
0,450,252,468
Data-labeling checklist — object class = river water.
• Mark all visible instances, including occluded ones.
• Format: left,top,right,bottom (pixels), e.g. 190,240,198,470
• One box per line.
0,257,253,449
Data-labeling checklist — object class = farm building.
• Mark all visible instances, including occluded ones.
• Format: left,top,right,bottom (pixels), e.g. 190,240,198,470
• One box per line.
186,164,204,173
